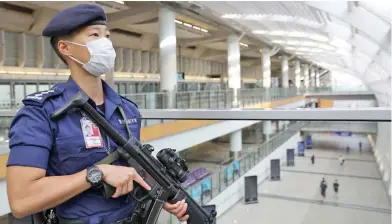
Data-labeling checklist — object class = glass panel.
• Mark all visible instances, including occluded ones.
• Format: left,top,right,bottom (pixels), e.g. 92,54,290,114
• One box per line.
14,84,24,107
25,84,37,95
0,84,11,108
38,84,50,92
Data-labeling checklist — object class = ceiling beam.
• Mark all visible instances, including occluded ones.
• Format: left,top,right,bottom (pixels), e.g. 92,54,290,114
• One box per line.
27,7,57,35
201,48,259,60
107,6,159,29
177,32,228,47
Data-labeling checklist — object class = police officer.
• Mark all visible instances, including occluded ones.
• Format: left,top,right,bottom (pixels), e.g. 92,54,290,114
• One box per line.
6,4,189,224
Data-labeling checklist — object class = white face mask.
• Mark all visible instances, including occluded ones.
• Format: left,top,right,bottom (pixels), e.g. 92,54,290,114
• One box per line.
67,38,116,76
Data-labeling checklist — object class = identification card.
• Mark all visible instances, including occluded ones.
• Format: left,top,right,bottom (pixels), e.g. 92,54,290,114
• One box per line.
80,117,104,149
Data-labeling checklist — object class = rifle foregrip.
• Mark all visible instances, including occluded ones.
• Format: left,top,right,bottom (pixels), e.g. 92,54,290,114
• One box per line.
185,197,214,224
171,190,216,224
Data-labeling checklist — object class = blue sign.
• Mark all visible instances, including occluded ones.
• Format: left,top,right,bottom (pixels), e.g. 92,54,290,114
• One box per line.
177,72,185,80
202,178,212,196
298,141,305,156
341,132,352,136
191,184,202,202
233,160,240,176
306,136,312,149
332,132,352,136
225,164,233,182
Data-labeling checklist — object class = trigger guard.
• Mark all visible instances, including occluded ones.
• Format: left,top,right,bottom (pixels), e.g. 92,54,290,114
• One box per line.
131,184,150,202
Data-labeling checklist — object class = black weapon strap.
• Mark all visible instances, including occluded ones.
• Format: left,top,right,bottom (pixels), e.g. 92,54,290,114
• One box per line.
95,105,132,165
94,105,150,224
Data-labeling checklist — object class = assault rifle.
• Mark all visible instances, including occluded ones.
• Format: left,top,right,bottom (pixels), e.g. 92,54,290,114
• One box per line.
51,91,217,224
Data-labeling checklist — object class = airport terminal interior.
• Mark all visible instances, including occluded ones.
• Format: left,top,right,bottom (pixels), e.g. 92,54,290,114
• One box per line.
0,1,391,224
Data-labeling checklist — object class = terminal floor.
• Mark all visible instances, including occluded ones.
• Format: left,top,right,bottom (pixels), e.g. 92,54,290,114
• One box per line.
217,148,391,224
182,132,281,170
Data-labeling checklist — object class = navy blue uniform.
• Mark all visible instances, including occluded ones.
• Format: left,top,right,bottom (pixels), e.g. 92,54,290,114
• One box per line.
7,77,141,223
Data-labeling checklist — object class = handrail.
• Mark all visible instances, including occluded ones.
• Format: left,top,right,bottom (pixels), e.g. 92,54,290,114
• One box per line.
0,87,339,110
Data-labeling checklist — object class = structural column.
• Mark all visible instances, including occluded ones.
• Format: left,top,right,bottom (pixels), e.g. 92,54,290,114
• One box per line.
263,120,271,143
315,69,320,87
261,47,272,141
159,7,177,108
310,67,316,88
262,48,271,89
227,34,241,108
255,123,262,143
303,64,310,89
281,55,289,129
281,55,289,88
230,130,242,159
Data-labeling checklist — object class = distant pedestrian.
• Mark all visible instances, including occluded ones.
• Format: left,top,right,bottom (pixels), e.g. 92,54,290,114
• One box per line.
320,178,327,199
338,155,345,166
311,155,315,165
333,179,339,195
359,142,362,153
346,145,350,154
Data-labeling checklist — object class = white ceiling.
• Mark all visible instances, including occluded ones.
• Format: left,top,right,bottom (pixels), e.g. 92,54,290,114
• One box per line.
198,1,392,106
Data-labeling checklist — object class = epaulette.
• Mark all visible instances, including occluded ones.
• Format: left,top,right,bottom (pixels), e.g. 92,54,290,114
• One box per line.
120,95,139,108
22,86,64,107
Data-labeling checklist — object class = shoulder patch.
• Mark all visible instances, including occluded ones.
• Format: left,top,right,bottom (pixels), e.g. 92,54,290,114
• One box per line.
23,87,64,107
120,95,138,108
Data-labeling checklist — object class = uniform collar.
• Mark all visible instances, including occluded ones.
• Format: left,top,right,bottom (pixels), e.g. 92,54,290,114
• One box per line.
63,76,121,105
62,76,122,120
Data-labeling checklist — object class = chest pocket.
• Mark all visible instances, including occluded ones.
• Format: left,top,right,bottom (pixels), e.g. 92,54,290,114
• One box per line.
114,120,140,141
55,135,107,175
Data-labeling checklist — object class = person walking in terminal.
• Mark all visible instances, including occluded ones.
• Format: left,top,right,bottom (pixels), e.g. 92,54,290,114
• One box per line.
5,4,188,223
338,155,345,166
333,179,340,197
311,154,315,165
320,178,327,200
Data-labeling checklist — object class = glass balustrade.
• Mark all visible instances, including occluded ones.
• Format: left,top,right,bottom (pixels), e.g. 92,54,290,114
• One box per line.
0,87,338,110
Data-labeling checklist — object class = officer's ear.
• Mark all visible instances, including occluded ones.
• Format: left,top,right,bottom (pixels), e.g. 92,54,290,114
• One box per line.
57,38,73,58
50,37,69,65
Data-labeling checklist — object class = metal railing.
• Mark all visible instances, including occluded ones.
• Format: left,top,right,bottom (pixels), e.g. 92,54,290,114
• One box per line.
122,87,309,110
163,121,306,224
0,87,328,110
0,87,375,110
301,121,378,134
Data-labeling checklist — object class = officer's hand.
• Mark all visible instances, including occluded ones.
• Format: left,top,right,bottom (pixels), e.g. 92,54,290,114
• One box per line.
97,164,151,198
163,199,189,222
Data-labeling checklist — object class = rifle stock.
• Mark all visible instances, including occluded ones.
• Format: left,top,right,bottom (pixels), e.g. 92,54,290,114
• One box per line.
51,91,217,224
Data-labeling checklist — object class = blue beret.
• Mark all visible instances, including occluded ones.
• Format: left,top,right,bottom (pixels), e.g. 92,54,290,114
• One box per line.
42,4,107,37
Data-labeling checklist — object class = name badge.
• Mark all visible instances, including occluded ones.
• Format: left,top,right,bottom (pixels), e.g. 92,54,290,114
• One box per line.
80,117,104,149
118,118,138,125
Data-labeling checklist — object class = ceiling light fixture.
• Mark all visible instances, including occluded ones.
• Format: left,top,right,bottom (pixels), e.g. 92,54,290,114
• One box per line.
252,30,268,35
174,19,209,33
285,46,296,50
112,0,124,4
271,40,285,44
183,23,192,28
